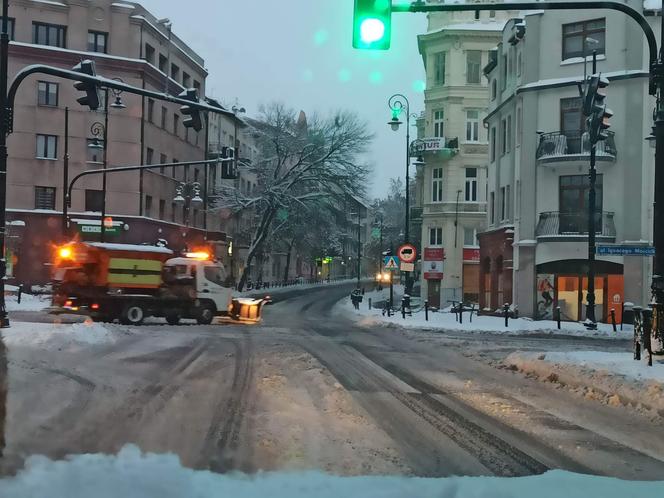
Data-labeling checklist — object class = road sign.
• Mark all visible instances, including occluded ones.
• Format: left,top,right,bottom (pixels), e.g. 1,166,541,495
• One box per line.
597,245,655,256
398,244,417,263
400,262,415,272
384,256,399,271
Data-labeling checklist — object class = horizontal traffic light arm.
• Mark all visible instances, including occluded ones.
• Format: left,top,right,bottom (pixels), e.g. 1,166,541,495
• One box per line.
66,157,232,207
6,63,234,133
393,1,657,82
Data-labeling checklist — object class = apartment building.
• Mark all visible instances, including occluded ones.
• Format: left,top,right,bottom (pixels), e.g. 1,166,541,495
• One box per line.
5,0,218,286
415,5,515,308
481,2,659,321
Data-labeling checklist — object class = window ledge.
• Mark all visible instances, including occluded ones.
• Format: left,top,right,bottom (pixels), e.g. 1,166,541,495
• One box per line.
561,54,606,66
36,157,57,161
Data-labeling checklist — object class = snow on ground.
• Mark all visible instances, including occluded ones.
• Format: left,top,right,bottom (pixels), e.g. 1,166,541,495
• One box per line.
337,288,632,339
0,445,661,498
239,278,358,297
4,287,50,312
505,351,664,414
1,321,117,350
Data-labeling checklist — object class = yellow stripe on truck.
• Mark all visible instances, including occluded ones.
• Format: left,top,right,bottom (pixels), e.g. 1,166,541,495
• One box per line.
109,258,163,272
107,273,162,286
108,258,163,287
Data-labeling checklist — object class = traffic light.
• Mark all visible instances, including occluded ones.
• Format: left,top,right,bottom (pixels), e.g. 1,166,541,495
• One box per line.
220,146,237,179
584,73,612,144
588,104,613,144
73,60,101,110
352,0,392,50
179,88,202,132
582,74,609,116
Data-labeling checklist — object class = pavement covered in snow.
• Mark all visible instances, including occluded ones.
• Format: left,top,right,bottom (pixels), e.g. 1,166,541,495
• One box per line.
1,320,117,350
338,288,632,339
0,445,662,498
505,351,664,415
5,287,50,312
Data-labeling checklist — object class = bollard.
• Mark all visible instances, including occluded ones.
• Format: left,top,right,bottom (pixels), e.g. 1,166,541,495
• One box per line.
401,298,406,319
459,305,463,324
368,298,372,310
555,306,561,330
425,300,429,321
504,303,510,328
17,284,23,304
610,308,617,332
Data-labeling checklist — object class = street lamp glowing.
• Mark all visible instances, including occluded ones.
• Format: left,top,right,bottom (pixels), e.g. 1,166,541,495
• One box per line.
360,18,385,44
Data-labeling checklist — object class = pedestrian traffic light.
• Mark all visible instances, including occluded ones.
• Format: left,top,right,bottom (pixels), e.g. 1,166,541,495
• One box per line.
352,0,392,50
73,60,101,111
179,89,202,132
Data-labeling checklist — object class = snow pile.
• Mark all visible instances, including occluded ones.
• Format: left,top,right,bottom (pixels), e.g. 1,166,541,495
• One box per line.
1,321,116,350
338,293,632,339
240,278,358,298
505,351,664,414
5,292,50,312
0,445,662,498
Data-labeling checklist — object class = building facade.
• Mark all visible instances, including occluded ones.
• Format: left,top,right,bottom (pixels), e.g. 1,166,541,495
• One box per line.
416,6,515,308
480,2,659,321
5,0,220,286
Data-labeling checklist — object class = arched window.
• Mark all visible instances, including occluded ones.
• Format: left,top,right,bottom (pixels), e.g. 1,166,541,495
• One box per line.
491,79,497,101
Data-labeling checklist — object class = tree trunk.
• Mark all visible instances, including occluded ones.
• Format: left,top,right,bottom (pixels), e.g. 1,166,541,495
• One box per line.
237,208,277,292
283,237,295,284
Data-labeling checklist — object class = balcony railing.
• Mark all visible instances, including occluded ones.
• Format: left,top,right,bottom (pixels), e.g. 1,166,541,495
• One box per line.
536,211,616,239
536,131,616,162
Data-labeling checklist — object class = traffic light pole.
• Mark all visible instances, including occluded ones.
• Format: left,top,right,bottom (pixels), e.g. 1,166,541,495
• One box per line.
0,0,10,327
586,53,598,329
100,90,109,243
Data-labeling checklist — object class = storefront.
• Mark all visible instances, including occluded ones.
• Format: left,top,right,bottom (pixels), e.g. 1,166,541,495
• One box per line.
423,247,444,307
536,260,624,323
462,248,480,303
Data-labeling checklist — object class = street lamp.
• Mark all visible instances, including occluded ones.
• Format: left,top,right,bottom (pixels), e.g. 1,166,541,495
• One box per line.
174,181,203,228
388,93,418,294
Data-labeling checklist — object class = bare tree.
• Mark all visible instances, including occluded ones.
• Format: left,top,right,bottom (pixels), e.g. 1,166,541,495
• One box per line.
213,103,373,291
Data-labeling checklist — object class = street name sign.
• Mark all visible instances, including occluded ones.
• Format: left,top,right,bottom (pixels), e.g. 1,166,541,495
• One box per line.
596,245,655,256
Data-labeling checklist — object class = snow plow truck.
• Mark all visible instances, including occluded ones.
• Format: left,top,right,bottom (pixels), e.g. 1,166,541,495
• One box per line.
50,242,264,325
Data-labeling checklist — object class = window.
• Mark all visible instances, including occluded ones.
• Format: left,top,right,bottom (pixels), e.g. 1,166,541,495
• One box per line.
87,31,108,53
433,52,445,86
466,110,480,142
144,43,155,64
32,22,66,48
145,195,153,218
490,127,496,161
86,139,104,163
506,185,511,220
193,80,201,93
506,115,512,153
489,10,496,18
491,79,497,101
34,186,56,210
490,192,495,224
560,97,584,153
432,167,443,203
5,18,15,40
37,81,58,106
171,63,180,81
159,199,165,220
160,153,167,174
464,227,478,247
500,186,506,220
171,202,177,222
501,55,507,90
36,134,57,159
85,190,103,213
516,107,522,145
159,54,168,73
429,227,443,246
562,18,605,60
161,106,167,129
147,99,155,123
433,110,444,138
465,168,478,202
172,158,179,178
194,168,200,183
173,114,180,136
517,52,522,77
204,266,227,286
466,50,481,84
500,118,507,155
184,165,190,181
559,174,603,233
146,147,154,164
182,71,191,88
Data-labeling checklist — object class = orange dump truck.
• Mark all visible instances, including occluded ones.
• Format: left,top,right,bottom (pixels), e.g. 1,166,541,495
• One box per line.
50,242,245,325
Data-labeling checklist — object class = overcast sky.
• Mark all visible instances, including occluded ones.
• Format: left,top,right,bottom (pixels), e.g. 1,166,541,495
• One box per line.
138,0,428,199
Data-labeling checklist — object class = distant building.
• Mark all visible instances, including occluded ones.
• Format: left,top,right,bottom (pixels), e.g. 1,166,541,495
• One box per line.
481,3,659,321
5,0,221,286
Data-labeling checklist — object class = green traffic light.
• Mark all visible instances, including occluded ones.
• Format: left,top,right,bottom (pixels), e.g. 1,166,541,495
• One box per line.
360,18,385,43
353,0,392,50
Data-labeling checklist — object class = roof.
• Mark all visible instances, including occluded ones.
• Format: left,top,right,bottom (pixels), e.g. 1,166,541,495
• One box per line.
88,243,174,255
426,20,508,35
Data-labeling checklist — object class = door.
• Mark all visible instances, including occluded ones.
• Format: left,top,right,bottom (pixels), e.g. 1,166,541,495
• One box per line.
198,262,233,312
428,279,441,308
560,97,583,153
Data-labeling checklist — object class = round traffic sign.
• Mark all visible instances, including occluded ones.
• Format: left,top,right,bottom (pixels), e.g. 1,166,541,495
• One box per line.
398,244,417,263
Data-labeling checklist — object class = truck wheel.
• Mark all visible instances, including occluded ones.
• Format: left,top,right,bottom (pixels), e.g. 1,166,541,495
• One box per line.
120,304,145,326
165,312,181,326
197,304,215,325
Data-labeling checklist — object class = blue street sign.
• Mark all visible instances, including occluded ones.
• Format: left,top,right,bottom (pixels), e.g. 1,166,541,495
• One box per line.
596,245,655,256
384,256,400,271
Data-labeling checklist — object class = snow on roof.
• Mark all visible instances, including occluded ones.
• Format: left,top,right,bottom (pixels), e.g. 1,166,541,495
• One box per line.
88,243,173,255
644,0,661,11
518,69,648,92
111,2,135,9
31,0,66,7
427,20,507,35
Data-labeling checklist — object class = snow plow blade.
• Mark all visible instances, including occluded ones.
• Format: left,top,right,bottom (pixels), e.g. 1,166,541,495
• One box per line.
230,298,265,323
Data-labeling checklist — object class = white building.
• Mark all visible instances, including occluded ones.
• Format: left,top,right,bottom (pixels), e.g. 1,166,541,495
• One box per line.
480,2,659,322
416,6,516,307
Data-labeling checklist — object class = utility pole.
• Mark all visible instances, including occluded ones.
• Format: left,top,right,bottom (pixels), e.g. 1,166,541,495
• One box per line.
357,209,361,288
100,90,109,243
62,107,69,237
586,52,598,328
0,0,11,327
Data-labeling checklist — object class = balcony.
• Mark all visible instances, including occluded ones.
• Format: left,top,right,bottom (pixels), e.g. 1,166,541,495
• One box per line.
536,211,616,241
536,131,617,164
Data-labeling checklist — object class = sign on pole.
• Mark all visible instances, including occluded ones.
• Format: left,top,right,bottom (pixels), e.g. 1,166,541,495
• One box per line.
400,262,415,272
423,247,445,280
597,245,655,256
398,244,417,263
384,256,400,271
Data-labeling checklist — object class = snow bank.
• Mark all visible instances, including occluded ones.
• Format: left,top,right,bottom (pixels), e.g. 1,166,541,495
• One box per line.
505,351,664,414
1,321,116,350
0,444,662,498
5,292,50,312
239,278,358,297
338,293,632,339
